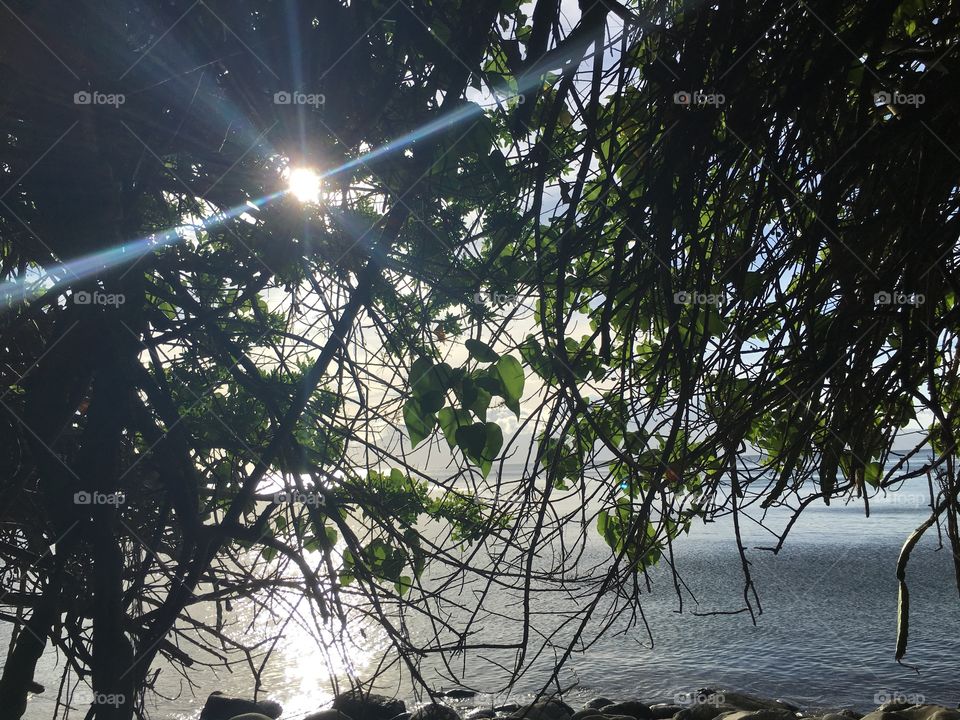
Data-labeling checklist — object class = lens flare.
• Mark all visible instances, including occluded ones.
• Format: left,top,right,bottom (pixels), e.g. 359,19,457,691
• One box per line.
286,167,322,204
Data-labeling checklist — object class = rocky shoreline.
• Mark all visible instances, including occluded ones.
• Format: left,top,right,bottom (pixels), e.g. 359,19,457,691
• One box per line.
197,688,960,720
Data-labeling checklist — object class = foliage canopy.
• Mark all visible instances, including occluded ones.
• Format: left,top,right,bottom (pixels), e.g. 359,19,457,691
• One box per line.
1,0,959,718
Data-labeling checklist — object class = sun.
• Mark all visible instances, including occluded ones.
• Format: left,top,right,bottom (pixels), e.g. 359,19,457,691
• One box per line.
285,166,322,204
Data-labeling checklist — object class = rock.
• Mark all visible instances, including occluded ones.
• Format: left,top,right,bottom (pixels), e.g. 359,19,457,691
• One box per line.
410,704,461,720
200,693,283,720
496,705,522,714
862,706,955,720
718,710,798,720
878,706,914,715
900,706,960,720
775,703,801,715
305,711,355,720
466,710,497,720
585,699,616,711
511,700,575,720
228,715,273,720
708,693,796,714
602,702,653,720
817,712,861,720
649,705,684,719
441,691,478,700
572,711,608,720
859,712,909,720
674,704,737,720
334,692,407,720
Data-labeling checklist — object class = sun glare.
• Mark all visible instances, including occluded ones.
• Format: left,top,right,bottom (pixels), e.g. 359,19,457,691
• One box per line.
286,167,322,204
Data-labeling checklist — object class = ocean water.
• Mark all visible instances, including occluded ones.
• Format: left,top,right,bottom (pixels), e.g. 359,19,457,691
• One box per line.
13,467,960,719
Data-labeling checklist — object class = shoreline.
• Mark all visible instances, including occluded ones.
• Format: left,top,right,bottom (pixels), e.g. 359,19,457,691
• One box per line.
196,688,960,720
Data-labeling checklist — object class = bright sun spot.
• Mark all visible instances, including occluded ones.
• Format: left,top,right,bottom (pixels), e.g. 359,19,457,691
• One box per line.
286,167,322,204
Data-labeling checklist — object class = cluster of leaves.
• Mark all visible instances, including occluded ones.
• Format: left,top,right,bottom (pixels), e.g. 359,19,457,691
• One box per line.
403,343,524,477
1,0,960,716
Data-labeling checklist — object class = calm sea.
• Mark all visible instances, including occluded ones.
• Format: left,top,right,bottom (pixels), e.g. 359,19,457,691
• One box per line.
13,456,960,719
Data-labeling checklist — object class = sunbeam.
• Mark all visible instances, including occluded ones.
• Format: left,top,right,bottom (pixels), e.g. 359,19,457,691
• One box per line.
0,62,557,314
0,191,284,311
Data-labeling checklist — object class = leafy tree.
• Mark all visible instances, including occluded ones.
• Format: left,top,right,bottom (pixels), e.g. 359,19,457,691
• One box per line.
0,1,958,718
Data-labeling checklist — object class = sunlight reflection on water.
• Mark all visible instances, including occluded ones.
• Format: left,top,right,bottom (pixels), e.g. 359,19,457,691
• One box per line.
15,464,960,719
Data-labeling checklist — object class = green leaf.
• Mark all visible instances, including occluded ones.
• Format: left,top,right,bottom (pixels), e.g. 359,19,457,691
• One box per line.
455,423,487,457
461,377,492,421
865,461,884,487
438,407,472,448
742,271,765,300
419,389,445,414
410,360,453,396
475,371,505,397
455,422,503,478
410,357,435,395
466,338,499,362
703,310,726,336
404,398,436,448
478,422,504,478
496,355,524,401
395,575,413,597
